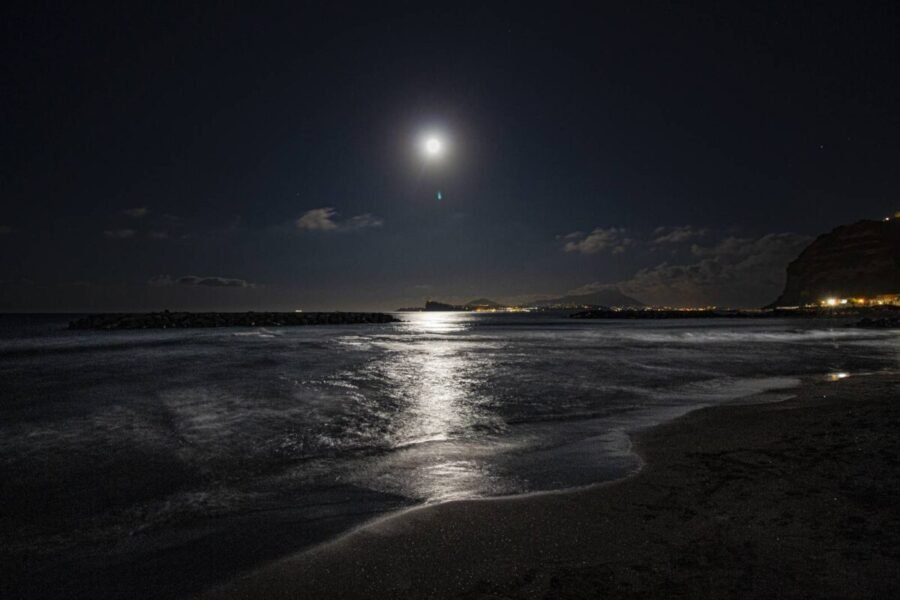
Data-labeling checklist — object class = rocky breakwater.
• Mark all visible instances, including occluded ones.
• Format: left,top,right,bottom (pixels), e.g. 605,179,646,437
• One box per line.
69,311,400,330
854,316,900,329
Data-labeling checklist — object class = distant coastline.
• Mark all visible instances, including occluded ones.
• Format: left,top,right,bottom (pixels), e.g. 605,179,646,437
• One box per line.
396,300,900,327
570,306,900,326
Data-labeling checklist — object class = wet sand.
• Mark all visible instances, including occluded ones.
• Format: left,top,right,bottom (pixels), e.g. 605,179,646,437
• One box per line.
205,373,900,599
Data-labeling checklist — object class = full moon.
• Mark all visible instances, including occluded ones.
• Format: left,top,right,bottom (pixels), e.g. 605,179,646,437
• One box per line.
424,136,443,157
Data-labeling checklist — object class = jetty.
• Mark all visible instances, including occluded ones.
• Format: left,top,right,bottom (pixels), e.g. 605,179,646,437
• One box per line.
69,311,400,330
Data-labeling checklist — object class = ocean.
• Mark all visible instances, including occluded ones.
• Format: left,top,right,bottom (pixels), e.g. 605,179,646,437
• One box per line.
1,312,897,598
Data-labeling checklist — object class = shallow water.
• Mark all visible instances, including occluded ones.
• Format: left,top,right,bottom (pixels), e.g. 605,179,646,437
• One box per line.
1,312,897,598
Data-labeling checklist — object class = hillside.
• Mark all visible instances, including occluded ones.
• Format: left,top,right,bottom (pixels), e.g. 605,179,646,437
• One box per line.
771,219,900,307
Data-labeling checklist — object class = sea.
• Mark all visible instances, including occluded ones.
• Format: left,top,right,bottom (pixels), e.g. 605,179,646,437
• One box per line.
1,312,897,598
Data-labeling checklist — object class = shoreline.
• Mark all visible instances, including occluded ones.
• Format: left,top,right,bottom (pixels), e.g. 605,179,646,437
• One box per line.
204,371,900,599
251,381,801,555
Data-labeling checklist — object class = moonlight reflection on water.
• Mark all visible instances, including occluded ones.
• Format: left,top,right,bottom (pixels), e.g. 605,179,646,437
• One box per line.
351,311,517,502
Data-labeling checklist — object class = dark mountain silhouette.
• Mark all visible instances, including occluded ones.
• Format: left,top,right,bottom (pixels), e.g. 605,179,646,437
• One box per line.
770,219,900,307
465,298,502,308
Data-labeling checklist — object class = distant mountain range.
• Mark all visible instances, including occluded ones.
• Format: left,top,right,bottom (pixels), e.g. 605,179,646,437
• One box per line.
534,289,644,308
411,290,644,312
420,298,504,311
465,298,502,308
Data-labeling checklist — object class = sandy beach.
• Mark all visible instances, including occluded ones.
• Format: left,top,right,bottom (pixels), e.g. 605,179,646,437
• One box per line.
205,372,900,599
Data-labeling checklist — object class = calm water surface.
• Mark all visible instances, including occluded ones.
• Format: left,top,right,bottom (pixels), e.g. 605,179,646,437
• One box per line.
1,313,897,598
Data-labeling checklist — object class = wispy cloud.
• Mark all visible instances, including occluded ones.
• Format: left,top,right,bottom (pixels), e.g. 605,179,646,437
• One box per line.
296,207,384,232
177,275,253,288
0,225,11,235
342,213,384,231
652,225,707,244
104,229,136,239
296,208,339,231
123,207,149,218
561,227,632,255
149,275,254,288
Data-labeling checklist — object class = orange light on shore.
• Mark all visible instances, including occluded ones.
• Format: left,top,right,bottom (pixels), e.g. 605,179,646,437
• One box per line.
819,294,900,307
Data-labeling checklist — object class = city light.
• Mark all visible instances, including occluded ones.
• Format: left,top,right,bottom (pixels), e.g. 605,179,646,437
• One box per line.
818,294,900,308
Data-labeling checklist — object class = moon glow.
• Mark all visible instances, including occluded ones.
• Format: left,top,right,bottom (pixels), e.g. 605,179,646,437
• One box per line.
423,136,443,157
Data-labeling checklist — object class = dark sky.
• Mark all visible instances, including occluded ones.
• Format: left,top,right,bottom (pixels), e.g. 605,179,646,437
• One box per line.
2,2,898,310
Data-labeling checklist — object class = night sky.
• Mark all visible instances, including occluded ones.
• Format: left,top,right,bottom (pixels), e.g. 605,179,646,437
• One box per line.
2,3,898,311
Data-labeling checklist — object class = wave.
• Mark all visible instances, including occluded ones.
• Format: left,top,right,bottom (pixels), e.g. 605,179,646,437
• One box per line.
605,328,896,344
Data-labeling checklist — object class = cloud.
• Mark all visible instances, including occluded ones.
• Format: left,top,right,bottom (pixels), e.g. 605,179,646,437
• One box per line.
342,213,384,230
296,207,384,232
123,207,149,218
177,276,253,288
652,225,707,244
0,225,11,235
149,275,254,288
104,229,136,239
562,227,632,255
574,232,812,307
296,208,339,231
147,276,174,287
148,231,169,240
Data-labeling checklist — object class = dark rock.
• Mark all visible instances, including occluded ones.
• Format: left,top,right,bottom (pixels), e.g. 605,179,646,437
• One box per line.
68,312,400,330
854,317,900,329
770,219,900,307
